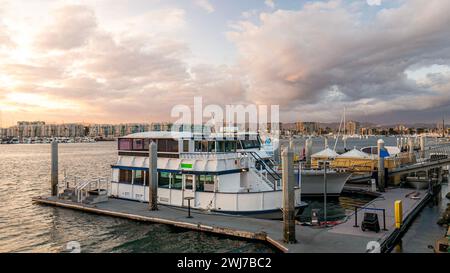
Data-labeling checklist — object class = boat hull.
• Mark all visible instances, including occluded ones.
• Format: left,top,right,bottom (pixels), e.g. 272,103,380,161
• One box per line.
296,171,352,196
213,202,308,220
405,177,429,190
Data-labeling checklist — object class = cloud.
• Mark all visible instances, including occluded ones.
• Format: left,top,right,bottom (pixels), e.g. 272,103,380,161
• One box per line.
265,0,275,9
194,0,214,13
1,0,450,125
35,5,97,50
367,0,382,6
227,0,450,122
0,3,246,124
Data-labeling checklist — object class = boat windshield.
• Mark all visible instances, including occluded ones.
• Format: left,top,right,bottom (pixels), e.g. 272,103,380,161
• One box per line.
240,139,261,149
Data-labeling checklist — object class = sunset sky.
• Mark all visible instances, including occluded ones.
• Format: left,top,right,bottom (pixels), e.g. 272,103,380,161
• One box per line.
0,0,449,126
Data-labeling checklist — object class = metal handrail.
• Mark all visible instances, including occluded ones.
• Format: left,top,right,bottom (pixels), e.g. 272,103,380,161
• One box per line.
243,151,281,183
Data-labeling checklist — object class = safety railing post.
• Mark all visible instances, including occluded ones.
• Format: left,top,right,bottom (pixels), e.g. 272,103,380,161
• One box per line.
353,206,359,227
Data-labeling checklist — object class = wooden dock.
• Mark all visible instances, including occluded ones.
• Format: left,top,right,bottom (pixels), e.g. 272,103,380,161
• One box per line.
32,187,431,253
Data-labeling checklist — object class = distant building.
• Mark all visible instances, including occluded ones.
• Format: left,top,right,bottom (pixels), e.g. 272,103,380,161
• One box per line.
345,121,360,135
360,127,374,136
395,124,407,134
296,122,319,135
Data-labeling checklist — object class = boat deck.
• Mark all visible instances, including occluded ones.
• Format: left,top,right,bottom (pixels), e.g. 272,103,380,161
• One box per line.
32,187,430,253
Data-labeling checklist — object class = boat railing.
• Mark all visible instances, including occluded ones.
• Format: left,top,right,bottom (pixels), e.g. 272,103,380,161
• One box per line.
59,173,109,202
180,152,245,160
74,178,109,203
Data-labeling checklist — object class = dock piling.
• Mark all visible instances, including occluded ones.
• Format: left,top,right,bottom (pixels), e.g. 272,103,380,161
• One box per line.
148,141,158,210
305,138,312,167
420,136,426,158
408,137,415,163
377,139,385,192
281,146,296,244
51,140,58,196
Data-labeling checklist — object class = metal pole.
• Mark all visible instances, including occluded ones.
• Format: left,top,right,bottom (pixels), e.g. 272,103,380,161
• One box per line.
353,206,359,227
51,140,58,196
382,209,387,231
148,141,158,210
187,199,192,218
324,161,328,227
282,146,296,243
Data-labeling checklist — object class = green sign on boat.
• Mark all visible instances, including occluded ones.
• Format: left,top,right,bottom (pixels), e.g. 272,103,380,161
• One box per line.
180,163,193,169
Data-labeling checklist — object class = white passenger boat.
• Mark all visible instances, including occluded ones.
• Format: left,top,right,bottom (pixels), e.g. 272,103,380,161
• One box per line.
109,131,307,220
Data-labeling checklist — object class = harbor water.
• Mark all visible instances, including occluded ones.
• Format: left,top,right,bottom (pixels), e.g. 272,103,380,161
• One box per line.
0,138,448,252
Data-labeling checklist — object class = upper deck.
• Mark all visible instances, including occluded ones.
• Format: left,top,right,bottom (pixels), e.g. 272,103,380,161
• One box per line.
117,131,263,159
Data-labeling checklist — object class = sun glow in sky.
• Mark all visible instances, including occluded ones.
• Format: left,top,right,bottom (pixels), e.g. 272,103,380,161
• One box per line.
0,0,450,126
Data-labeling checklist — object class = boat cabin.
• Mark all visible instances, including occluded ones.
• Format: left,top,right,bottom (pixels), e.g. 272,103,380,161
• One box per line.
108,131,299,216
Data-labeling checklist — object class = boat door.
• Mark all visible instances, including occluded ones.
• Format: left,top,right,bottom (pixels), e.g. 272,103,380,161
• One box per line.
183,174,195,207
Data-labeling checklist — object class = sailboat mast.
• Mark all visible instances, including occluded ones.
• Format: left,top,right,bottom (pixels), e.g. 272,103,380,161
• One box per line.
443,118,445,138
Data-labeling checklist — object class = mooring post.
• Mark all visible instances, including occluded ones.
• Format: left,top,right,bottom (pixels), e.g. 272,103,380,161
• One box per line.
51,140,58,196
281,146,296,244
419,136,426,159
408,137,415,163
148,141,158,210
377,139,385,192
305,138,312,167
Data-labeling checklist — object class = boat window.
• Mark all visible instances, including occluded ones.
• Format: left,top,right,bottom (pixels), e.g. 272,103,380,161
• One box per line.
216,141,225,152
237,141,242,150
204,175,215,192
172,174,183,190
157,139,179,153
158,172,171,188
194,141,201,152
185,175,193,190
119,169,132,184
196,175,215,192
194,141,209,152
134,170,144,185
240,139,260,149
196,175,204,191
133,139,144,150
167,139,179,153
225,141,237,152
118,139,132,150
183,140,189,152
208,141,216,152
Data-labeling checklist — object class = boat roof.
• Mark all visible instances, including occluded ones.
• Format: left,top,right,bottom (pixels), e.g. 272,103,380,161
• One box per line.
338,148,371,159
122,131,259,139
311,148,339,158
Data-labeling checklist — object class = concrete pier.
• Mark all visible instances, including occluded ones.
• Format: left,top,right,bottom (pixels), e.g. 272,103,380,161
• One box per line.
32,187,430,253
51,140,58,196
